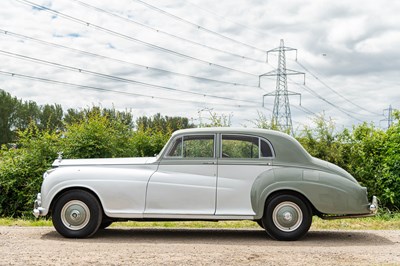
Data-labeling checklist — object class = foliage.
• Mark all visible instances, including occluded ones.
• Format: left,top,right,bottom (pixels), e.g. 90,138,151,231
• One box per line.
64,106,134,129
381,111,400,208
0,89,63,145
61,109,134,159
129,128,170,157
297,114,343,165
136,113,194,134
0,90,19,145
0,89,400,217
0,123,60,217
199,109,232,127
249,111,278,130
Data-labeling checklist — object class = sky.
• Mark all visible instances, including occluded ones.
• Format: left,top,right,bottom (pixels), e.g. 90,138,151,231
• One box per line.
0,0,399,131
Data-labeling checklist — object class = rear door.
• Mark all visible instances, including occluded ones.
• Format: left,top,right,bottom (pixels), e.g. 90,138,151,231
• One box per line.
145,134,217,215
216,134,274,216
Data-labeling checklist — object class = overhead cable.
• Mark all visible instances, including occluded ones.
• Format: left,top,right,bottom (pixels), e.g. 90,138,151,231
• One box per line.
131,0,267,53
0,49,261,105
71,0,266,64
14,0,258,77
296,60,382,116
299,83,363,122
0,70,261,108
0,29,259,88
264,59,372,121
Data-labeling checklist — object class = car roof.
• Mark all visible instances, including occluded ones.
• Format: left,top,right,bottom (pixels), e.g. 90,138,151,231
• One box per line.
172,127,288,137
171,127,312,164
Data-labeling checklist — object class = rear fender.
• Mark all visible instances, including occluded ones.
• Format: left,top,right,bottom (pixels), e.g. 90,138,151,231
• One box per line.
251,167,370,219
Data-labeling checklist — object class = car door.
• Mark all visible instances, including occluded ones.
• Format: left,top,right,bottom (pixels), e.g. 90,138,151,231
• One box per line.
145,134,217,216
216,134,274,216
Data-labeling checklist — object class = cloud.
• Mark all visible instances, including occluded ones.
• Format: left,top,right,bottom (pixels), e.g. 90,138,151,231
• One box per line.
0,0,398,130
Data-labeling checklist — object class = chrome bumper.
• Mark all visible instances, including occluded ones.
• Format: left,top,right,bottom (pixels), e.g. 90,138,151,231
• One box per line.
321,196,379,220
33,193,44,218
369,196,378,214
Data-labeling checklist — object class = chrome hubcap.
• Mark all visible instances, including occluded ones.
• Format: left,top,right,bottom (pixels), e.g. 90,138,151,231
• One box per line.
272,201,303,232
61,200,90,230
283,211,293,222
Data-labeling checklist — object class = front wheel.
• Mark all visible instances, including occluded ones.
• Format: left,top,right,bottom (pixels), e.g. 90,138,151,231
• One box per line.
262,194,312,241
52,190,102,238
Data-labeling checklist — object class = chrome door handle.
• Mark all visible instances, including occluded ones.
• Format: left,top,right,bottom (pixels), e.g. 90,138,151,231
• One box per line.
202,161,215,165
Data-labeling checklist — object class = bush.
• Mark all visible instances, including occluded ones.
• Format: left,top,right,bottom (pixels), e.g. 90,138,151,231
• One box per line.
0,124,60,217
1,106,400,218
130,127,170,157
61,111,134,159
381,115,400,209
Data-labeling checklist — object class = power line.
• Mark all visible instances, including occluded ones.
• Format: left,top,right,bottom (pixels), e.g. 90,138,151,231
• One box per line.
266,58,370,121
299,83,363,122
296,60,382,116
290,104,315,116
0,70,260,108
288,74,376,119
131,0,267,53
71,0,266,64
264,51,376,121
0,29,259,88
14,0,258,77
0,49,262,105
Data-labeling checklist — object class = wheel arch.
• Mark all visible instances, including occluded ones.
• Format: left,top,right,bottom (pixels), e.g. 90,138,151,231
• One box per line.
254,188,319,220
49,186,104,216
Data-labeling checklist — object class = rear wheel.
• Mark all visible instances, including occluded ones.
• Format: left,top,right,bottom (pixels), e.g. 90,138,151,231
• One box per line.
52,190,102,238
262,194,312,241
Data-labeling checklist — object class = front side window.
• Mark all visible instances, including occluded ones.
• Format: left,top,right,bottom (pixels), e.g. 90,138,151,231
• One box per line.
221,135,273,159
166,135,215,158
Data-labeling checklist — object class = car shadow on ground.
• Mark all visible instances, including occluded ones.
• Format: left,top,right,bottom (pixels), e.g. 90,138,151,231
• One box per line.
42,228,394,247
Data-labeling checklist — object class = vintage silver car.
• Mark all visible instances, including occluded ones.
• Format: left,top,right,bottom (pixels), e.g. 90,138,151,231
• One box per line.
33,127,377,241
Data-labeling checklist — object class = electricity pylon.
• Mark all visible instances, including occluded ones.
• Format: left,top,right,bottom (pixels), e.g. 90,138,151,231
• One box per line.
381,105,394,128
259,39,305,135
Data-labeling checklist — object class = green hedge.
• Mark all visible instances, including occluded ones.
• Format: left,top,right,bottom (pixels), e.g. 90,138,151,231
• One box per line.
0,111,399,217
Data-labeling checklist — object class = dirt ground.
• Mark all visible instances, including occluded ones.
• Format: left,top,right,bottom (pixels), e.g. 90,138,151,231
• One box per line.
0,227,399,265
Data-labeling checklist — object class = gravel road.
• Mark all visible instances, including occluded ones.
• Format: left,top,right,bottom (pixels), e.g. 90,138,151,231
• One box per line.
0,226,399,265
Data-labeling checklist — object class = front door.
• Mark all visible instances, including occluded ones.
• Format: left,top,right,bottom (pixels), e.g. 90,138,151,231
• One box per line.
145,134,217,215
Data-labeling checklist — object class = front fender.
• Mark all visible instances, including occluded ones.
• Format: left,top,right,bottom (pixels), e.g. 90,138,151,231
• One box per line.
251,167,370,219
40,166,156,217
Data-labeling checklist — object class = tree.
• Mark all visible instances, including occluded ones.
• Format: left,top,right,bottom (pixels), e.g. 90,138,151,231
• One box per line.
0,90,19,145
64,106,134,128
0,90,63,145
39,104,64,131
136,113,194,134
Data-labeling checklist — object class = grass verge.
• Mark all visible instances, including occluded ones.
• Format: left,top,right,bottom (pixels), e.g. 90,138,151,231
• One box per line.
1,212,399,230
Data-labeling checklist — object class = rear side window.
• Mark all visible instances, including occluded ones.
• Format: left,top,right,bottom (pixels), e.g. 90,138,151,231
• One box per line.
221,135,273,159
260,138,273,157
